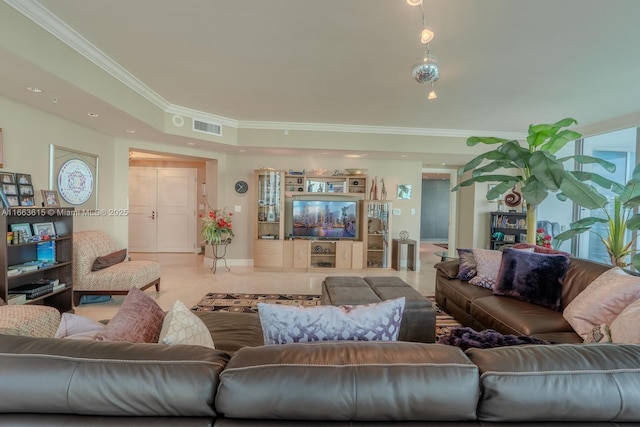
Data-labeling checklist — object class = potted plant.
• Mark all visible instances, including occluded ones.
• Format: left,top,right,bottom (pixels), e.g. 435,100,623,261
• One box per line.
553,163,640,269
201,208,234,245
452,118,618,243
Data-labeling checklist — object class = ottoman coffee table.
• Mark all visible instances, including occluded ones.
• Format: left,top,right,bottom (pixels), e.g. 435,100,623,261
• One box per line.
321,276,436,343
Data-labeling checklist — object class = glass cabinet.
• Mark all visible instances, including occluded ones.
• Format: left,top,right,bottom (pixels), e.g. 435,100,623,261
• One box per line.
364,201,391,268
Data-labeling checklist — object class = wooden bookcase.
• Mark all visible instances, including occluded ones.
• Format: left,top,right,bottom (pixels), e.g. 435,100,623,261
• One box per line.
1,208,74,312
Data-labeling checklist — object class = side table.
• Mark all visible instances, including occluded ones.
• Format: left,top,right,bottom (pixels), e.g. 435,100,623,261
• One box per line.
391,238,417,271
211,239,231,273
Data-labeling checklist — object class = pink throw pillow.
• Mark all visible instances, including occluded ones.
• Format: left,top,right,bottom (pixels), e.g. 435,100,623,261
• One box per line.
94,287,165,343
55,313,105,338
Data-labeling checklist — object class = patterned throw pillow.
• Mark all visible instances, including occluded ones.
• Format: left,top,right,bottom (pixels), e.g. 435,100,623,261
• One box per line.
456,248,477,281
468,249,503,288
258,297,405,345
563,267,640,339
493,249,570,311
159,300,215,348
583,324,612,344
95,287,165,343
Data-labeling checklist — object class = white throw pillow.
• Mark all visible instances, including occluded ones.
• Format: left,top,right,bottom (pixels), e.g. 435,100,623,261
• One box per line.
55,313,105,338
610,298,640,344
258,297,405,345
563,267,640,339
159,300,215,348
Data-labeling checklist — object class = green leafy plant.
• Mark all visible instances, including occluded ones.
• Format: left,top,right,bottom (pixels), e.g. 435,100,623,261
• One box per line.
554,163,640,269
452,118,619,243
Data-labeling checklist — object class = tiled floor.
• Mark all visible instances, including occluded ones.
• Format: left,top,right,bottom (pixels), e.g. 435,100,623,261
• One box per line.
74,242,448,321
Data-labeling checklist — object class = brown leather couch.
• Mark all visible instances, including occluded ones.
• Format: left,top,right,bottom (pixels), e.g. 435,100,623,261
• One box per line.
435,257,612,343
2,307,640,425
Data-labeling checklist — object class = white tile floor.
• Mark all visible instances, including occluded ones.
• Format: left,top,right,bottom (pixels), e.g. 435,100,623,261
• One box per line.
74,242,447,321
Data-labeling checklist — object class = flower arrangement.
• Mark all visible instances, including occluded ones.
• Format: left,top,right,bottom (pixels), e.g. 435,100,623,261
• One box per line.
200,208,234,245
536,227,552,248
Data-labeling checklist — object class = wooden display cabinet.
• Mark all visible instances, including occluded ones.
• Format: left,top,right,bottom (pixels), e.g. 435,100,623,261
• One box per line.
254,169,285,270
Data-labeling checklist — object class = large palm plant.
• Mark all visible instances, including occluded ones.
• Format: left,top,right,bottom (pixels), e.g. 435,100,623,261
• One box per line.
453,118,619,243
554,163,640,269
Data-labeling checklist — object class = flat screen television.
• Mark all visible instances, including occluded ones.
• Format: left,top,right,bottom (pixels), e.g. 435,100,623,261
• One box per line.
291,199,358,239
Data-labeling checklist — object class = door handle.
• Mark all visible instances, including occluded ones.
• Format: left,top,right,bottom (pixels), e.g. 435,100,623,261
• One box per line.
149,210,155,220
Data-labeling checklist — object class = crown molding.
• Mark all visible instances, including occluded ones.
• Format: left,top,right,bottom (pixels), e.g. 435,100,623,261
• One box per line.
5,0,170,110
7,0,525,141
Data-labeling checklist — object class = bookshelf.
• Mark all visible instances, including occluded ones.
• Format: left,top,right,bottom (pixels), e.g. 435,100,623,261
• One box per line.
490,211,526,250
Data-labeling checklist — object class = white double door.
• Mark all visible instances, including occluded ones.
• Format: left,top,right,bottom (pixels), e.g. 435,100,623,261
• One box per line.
129,167,197,253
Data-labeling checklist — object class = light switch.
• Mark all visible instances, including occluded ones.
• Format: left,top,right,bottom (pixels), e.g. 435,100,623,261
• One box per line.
392,208,401,216
234,205,242,212
410,208,416,215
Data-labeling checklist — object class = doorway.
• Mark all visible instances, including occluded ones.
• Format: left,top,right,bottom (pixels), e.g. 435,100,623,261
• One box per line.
420,173,451,242
129,167,197,252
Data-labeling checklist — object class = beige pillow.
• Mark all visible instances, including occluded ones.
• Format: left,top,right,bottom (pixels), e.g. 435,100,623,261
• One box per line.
610,298,640,344
159,300,215,348
563,267,640,338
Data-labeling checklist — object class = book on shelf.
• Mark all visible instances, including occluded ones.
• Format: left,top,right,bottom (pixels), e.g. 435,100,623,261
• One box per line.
53,282,66,292
37,240,56,263
8,294,26,305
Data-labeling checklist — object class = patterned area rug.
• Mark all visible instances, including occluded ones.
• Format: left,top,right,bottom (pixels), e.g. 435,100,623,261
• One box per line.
191,293,461,340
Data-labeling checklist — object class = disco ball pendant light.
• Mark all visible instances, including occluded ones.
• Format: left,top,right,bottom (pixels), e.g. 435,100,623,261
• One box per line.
411,52,439,84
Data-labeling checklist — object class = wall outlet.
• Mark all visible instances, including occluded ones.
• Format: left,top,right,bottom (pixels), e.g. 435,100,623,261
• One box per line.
234,205,242,212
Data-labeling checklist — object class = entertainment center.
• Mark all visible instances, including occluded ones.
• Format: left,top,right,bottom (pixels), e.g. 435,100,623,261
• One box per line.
253,169,391,271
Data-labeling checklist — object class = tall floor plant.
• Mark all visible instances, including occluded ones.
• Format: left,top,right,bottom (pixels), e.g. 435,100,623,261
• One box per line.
452,118,619,243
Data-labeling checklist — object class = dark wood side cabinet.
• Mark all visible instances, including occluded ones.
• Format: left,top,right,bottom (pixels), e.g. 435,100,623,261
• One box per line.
489,211,527,250
1,208,74,312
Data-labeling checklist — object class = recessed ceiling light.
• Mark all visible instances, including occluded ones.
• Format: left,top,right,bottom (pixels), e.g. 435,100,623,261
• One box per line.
401,154,408,158
26,86,43,93
321,152,328,155
126,129,136,133
441,162,446,166
239,149,246,152
87,112,99,118
186,142,196,146
51,97,58,104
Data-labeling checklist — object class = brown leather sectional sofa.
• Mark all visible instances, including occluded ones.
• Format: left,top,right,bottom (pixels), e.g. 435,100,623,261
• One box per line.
1,307,640,425
435,257,612,343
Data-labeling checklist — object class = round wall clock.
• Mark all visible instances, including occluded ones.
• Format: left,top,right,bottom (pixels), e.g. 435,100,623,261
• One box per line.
235,180,248,194
57,159,94,205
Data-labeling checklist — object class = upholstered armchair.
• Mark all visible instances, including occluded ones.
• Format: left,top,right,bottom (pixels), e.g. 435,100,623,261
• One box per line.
72,230,160,305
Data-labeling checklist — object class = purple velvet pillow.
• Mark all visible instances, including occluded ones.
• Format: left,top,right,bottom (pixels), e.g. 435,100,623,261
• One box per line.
493,248,570,311
456,248,477,281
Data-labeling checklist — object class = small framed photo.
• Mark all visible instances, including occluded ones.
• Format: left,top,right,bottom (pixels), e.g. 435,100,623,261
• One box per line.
18,185,34,196
16,173,32,185
10,223,32,238
2,183,17,195
19,195,34,206
519,233,528,243
33,222,56,238
6,195,19,207
0,172,14,184
397,184,412,200
503,234,516,243
41,190,60,208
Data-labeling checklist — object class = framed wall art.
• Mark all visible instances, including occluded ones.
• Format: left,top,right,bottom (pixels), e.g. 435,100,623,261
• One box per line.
0,172,14,184
49,145,99,209
397,184,412,200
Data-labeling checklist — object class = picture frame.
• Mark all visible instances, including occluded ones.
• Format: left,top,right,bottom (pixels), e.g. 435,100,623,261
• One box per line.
16,173,32,185
2,183,17,195
10,223,32,238
50,145,99,209
41,190,60,208
397,184,412,200
0,172,14,184
33,222,56,238
19,195,35,206
6,195,19,207
18,185,34,196
503,234,516,243
519,233,528,243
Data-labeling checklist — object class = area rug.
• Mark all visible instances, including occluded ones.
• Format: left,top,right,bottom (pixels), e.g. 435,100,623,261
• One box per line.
191,293,461,340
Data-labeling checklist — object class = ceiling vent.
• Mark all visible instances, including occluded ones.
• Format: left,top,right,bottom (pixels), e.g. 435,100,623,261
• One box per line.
193,119,222,136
